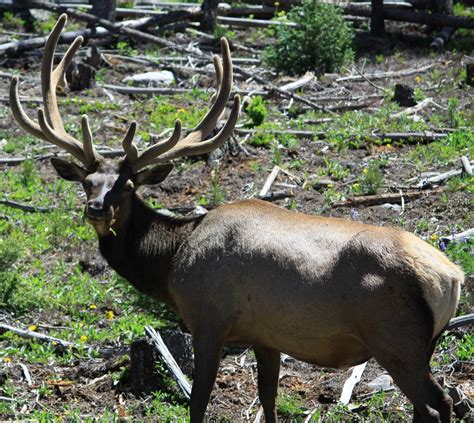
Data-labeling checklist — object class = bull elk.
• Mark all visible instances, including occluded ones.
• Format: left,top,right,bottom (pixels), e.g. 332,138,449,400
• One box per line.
10,14,463,423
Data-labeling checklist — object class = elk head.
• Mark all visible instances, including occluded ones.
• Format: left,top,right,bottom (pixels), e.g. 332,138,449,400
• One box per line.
10,14,240,236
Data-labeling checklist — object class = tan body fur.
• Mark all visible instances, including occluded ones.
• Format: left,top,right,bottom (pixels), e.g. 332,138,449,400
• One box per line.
171,200,462,369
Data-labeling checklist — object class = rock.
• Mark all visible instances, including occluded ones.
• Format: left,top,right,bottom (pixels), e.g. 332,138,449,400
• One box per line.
123,71,175,87
380,203,402,212
367,374,393,391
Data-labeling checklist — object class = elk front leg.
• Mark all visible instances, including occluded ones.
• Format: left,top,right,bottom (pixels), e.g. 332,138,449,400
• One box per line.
254,346,280,423
190,328,227,423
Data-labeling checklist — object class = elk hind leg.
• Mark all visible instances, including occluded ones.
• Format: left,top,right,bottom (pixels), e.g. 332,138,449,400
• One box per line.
254,346,280,423
373,348,452,422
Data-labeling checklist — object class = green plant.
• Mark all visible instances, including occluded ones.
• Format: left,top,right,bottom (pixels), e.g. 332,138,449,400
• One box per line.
264,0,354,75
249,132,273,148
277,392,306,419
360,162,383,195
245,96,268,127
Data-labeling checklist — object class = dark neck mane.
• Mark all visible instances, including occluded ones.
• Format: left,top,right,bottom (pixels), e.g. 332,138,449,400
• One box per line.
97,194,202,307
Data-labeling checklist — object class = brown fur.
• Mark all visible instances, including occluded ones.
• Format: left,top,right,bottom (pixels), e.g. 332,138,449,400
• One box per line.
49,160,463,423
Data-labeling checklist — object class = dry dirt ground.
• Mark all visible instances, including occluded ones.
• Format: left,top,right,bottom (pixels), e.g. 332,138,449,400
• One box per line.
0,14,473,422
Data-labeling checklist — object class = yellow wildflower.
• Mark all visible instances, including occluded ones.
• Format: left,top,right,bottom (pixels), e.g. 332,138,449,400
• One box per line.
415,76,422,83
4,357,11,363
28,325,37,331
106,310,115,320
80,335,88,342
89,304,97,310
430,234,438,241
363,168,369,174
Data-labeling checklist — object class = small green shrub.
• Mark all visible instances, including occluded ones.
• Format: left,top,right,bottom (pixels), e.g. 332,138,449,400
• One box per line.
245,96,268,127
264,0,354,75
361,162,383,195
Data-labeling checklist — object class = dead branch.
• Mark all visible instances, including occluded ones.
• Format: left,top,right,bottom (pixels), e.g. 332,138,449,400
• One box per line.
335,4,474,29
446,314,474,330
333,189,444,207
145,326,192,399
417,168,466,187
336,64,434,82
0,149,124,166
0,323,123,358
460,156,472,176
0,199,53,213
440,228,474,244
234,66,336,114
340,362,368,405
0,16,157,55
279,72,315,93
372,131,447,142
260,166,281,196
25,1,202,53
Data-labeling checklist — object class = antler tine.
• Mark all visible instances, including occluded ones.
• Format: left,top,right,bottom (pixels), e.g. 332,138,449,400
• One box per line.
210,54,223,105
38,108,87,163
158,95,240,163
180,37,233,146
10,76,48,142
120,37,238,172
122,121,139,163
9,13,101,168
130,120,182,171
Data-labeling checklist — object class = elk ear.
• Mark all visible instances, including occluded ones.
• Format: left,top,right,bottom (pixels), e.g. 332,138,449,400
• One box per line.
50,157,87,182
135,163,173,186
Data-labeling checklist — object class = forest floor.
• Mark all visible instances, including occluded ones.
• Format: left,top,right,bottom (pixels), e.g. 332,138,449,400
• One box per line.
0,5,473,422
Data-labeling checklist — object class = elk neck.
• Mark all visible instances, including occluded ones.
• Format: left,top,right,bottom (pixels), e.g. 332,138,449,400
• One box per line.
96,192,203,308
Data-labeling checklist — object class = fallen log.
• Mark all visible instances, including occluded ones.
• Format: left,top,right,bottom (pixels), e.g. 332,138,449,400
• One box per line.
342,5,474,29
0,16,154,55
24,1,202,51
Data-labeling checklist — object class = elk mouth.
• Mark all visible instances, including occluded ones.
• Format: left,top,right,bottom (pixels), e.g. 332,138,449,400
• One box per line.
84,206,113,224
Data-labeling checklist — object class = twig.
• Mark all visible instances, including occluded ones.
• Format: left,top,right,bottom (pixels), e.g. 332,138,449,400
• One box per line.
253,406,264,423
0,199,53,213
440,229,474,244
340,362,368,404
0,323,124,358
259,166,281,197
333,188,444,207
352,65,389,93
234,66,336,115
18,363,33,386
145,326,192,399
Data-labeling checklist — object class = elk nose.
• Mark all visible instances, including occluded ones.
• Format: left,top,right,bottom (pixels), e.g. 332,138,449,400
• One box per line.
87,199,107,216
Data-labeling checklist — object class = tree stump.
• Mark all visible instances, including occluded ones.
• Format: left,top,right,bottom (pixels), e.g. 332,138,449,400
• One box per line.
130,330,194,393
393,84,416,107
66,61,96,91
130,339,160,393
466,62,474,86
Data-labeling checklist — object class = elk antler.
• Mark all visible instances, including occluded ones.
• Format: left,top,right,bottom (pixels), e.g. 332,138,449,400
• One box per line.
123,38,241,172
9,14,102,170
